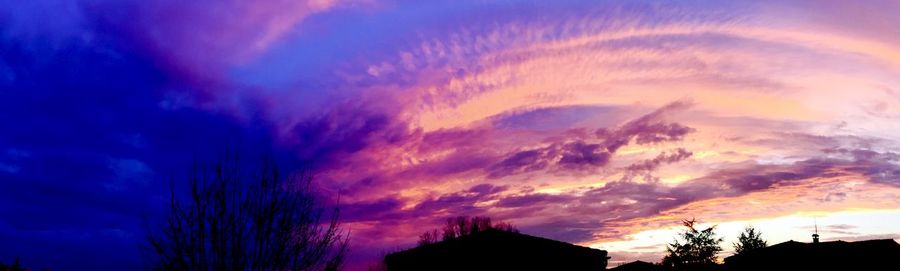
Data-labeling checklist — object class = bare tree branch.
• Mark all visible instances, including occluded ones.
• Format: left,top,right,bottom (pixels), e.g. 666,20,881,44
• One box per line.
148,153,349,271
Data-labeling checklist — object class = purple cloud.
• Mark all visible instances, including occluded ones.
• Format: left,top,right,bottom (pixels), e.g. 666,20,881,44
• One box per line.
495,193,575,208
623,148,693,181
489,101,695,178
480,153,900,244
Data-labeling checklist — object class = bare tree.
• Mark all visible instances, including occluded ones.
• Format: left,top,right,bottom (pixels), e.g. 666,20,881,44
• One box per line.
492,221,517,232
417,230,442,246
419,216,518,245
148,154,348,271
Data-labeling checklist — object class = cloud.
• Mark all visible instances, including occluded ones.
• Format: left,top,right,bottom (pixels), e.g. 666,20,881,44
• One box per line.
604,100,695,148
286,104,414,170
823,147,900,162
489,141,610,178
90,0,347,81
495,193,575,209
623,148,693,181
412,183,508,215
104,158,153,191
0,15,293,269
488,101,694,178
476,152,900,245
341,197,405,223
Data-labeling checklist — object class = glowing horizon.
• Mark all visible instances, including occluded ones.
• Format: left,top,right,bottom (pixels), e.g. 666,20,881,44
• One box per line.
595,209,900,266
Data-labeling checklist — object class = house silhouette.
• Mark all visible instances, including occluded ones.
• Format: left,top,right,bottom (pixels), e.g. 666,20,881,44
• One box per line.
724,239,900,271
384,228,610,271
609,260,663,271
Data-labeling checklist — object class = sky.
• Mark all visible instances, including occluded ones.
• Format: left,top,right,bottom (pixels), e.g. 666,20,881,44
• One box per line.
2,0,900,270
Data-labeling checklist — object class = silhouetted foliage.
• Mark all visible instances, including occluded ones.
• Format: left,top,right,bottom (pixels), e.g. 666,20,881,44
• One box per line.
733,226,766,255
0,257,23,271
492,221,517,232
147,154,348,271
417,216,518,246
0,257,48,271
417,230,442,246
662,219,723,270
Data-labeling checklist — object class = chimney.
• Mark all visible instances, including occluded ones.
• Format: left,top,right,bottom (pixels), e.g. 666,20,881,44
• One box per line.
812,219,820,244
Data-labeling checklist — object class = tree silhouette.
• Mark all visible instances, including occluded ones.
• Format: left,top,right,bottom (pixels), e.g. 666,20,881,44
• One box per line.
662,219,723,270
417,216,517,245
147,154,348,271
417,229,442,246
733,225,767,255
0,257,23,271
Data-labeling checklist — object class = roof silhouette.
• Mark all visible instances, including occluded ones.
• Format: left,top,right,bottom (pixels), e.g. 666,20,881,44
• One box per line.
384,228,610,271
724,238,900,271
609,260,662,271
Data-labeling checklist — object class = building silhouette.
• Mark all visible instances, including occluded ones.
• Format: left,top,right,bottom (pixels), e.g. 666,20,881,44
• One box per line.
812,220,820,244
609,260,663,271
724,238,900,271
384,228,610,271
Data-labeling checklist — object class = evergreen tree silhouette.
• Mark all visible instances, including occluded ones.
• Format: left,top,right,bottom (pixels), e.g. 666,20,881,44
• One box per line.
733,226,767,255
662,219,723,271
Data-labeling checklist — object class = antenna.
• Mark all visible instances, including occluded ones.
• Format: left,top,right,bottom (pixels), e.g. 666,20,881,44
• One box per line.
812,218,820,244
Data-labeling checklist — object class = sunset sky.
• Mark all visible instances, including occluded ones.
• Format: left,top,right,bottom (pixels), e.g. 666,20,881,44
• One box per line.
2,0,900,270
